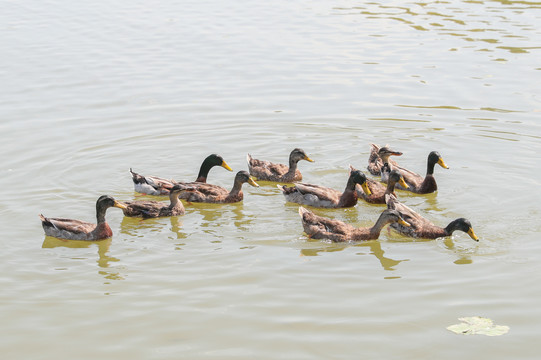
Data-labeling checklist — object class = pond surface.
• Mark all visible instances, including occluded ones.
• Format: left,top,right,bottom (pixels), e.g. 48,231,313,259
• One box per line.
1,0,541,359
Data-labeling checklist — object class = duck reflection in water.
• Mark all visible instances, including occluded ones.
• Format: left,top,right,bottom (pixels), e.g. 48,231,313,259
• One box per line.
41,237,124,280
299,240,406,272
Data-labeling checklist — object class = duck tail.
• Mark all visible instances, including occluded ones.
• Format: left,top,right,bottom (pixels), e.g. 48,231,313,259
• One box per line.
39,214,58,229
129,168,147,185
298,206,310,218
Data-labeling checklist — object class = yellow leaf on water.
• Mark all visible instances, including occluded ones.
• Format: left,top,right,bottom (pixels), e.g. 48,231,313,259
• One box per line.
447,316,509,336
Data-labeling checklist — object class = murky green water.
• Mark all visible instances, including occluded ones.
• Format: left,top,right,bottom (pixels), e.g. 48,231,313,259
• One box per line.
2,0,541,358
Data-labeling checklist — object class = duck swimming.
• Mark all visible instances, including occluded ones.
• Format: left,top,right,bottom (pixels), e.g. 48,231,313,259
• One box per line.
383,150,449,194
367,143,402,177
39,195,127,241
298,206,410,242
130,153,232,195
183,170,259,203
277,166,371,208
247,148,314,182
120,184,192,218
359,169,408,204
385,194,479,241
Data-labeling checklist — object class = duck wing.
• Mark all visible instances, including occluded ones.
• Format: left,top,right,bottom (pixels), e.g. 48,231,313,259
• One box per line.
39,215,95,235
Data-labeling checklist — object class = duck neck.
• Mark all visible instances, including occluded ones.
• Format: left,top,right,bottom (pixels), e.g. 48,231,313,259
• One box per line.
168,193,182,210
230,180,244,196
368,214,391,238
195,161,213,182
380,153,391,164
338,179,358,207
96,206,108,224
385,178,397,196
443,220,461,237
426,157,437,175
287,157,298,174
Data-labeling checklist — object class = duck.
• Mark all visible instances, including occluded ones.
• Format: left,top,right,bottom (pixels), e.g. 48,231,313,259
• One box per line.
385,194,479,241
247,148,314,182
359,169,409,204
183,170,259,203
367,143,402,177
130,153,233,195
277,166,372,208
39,195,127,241
298,206,410,242
384,151,449,194
120,184,192,218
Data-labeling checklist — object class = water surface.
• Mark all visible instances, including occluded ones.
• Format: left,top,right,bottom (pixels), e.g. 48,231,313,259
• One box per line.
1,1,541,359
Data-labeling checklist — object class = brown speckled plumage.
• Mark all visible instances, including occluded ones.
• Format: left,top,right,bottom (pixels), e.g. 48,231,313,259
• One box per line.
359,170,408,204
39,195,126,241
278,166,372,208
385,194,479,241
298,206,409,242
130,154,232,195
120,184,190,218
247,148,314,183
183,171,259,203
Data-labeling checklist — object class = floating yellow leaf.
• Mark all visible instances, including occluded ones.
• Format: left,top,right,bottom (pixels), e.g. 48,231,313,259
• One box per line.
447,316,509,336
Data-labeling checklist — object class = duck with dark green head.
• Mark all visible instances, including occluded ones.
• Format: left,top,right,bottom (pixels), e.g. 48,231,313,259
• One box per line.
389,151,449,194
277,166,372,208
385,194,479,241
130,153,232,196
39,195,127,241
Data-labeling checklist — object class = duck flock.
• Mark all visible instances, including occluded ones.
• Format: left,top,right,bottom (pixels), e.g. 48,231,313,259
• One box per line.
39,144,479,243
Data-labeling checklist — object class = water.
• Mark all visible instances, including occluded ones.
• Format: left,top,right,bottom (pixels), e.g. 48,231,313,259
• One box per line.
2,0,541,358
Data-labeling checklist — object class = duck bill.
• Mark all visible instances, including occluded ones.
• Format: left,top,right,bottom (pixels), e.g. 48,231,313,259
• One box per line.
304,156,315,162
114,201,128,210
438,157,449,169
221,161,233,171
398,219,410,227
467,228,479,241
398,177,409,189
247,177,260,187
361,182,372,196
390,151,403,156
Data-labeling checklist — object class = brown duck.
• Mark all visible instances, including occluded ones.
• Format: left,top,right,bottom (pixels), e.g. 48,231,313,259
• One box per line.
277,166,371,208
39,195,127,241
367,143,402,176
385,194,479,241
130,154,233,195
359,170,409,204
120,184,191,218
183,171,259,203
247,148,314,182
298,206,410,242
385,151,449,194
